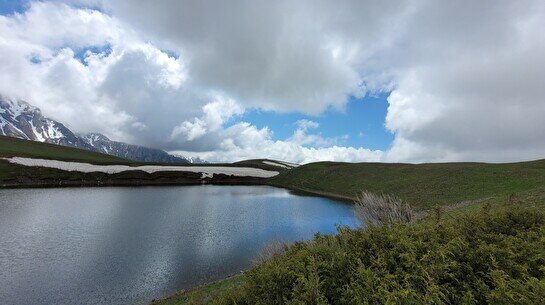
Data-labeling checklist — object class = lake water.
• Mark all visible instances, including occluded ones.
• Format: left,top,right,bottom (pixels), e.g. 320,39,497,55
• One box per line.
0,185,358,305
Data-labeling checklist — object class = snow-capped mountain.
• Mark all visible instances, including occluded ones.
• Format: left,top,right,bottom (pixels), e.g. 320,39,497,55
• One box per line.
80,133,190,164
0,96,191,164
172,154,207,164
0,97,94,150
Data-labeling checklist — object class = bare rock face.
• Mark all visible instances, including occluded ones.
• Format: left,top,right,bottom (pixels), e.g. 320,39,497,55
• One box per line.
0,96,190,164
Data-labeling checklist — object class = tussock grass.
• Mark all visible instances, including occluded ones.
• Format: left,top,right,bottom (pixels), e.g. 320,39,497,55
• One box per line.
254,241,287,265
354,191,415,226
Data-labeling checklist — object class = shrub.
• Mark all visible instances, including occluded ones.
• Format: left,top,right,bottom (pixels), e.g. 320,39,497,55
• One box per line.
216,205,545,305
354,191,416,226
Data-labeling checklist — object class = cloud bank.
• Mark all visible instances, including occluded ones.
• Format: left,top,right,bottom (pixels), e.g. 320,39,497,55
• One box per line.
1,1,545,163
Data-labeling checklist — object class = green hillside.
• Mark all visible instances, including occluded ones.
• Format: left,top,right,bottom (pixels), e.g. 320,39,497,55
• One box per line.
270,160,545,210
0,135,127,163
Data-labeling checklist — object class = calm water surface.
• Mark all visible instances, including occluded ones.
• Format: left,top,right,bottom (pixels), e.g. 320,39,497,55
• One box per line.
0,185,358,305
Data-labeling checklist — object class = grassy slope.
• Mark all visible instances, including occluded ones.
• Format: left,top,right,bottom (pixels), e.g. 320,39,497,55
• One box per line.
270,160,545,210
0,135,127,163
4,135,544,207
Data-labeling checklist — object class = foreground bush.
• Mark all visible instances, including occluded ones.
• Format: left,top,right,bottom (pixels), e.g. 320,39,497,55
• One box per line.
216,205,545,304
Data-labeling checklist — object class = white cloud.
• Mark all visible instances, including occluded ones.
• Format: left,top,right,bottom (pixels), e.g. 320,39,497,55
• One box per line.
0,1,201,146
381,1,545,163
99,0,367,114
170,107,382,164
288,119,342,148
0,1,121,49
98,0,545,163
295,119,319,131
170,95,244,142
2,1,545,163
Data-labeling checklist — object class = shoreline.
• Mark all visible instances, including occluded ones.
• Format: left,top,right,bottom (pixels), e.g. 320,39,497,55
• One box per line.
270,183,356,203
0,178,357,203
0,179,270,189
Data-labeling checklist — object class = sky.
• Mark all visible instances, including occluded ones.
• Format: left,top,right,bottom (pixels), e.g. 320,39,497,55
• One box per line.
1,1,544,164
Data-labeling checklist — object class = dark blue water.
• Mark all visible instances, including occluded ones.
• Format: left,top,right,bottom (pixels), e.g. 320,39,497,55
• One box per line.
0,185,357,305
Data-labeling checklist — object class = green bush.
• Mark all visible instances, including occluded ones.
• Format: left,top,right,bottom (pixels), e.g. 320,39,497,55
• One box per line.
216,205,545,304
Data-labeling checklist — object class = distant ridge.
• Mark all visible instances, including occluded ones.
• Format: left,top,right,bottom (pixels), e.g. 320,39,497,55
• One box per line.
0,96,190,164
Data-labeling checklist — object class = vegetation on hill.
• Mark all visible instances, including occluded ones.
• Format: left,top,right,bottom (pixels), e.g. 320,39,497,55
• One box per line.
0,135,127,163
270,160,545,210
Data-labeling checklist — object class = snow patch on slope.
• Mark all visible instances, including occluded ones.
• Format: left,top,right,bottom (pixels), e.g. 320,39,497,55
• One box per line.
262,160,291,169
4,157,280,178
4,98,34,120
262,160,300,169
278,161,300,168
0,116,6,131
45,121,63,139
30,121,45,141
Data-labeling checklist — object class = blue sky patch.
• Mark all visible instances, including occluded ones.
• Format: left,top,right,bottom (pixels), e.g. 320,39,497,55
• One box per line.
0,0,27,15
242,93,394,151
73,44,113,65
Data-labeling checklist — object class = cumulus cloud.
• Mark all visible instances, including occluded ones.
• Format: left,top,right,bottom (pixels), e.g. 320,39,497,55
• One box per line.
172,122,383,164
0,1,202,146
100,0,366,114
289,120,345,148
2,0,545,163
170,95,244,142
381,0,545,163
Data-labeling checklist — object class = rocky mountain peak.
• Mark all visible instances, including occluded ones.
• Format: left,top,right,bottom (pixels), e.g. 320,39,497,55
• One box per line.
0,96,192,164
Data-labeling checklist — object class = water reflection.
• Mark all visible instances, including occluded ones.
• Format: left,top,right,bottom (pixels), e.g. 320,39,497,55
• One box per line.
0,185,357,305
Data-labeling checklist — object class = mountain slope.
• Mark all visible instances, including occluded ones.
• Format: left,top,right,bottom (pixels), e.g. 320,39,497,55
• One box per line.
0,98,95,150
0,96,190,164
80,133,190,164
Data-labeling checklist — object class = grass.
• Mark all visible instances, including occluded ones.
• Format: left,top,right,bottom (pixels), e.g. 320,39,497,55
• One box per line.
0,135,128,163
270,160,545,210
151,276,245,305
